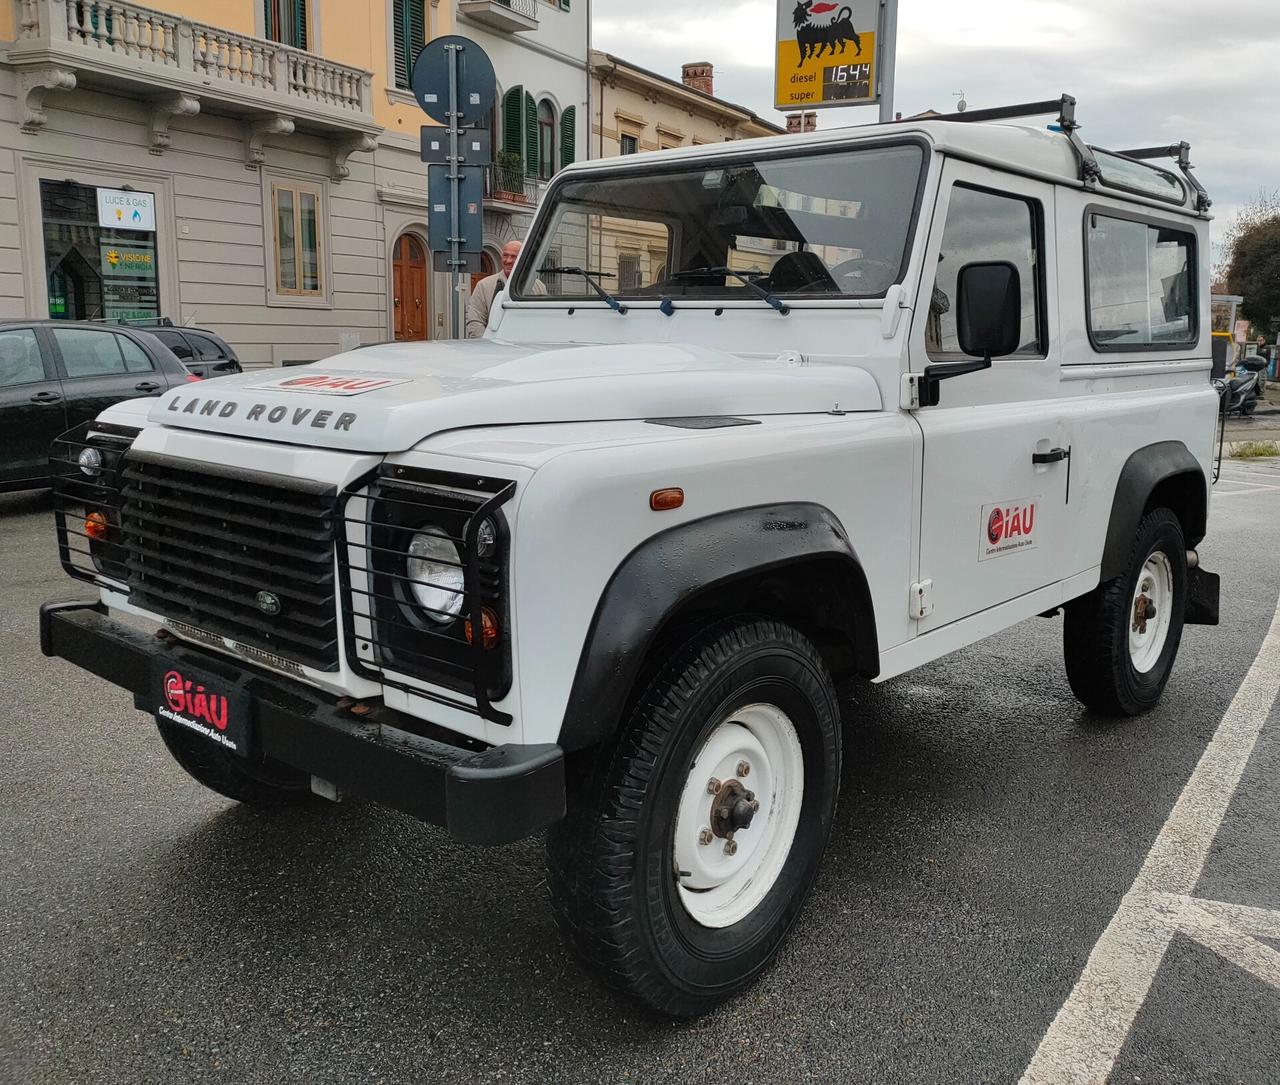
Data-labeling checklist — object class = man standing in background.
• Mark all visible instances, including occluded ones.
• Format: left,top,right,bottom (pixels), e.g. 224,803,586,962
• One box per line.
467,239,542,338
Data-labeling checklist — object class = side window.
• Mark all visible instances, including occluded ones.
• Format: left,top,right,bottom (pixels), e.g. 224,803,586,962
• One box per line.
0,329,46,389
1086,213,1195,350
154,329,194,359
116,335,154,373
53,328,130,378
926,185,1043,358
186,333,228,361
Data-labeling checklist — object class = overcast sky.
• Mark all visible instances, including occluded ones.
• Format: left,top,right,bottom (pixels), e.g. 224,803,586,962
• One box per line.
592,0,1279,255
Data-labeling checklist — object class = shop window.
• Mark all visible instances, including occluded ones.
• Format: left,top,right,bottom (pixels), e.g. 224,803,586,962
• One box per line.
391,0,426,90
40,180,160,323
272,180,324,297
264,0,307,49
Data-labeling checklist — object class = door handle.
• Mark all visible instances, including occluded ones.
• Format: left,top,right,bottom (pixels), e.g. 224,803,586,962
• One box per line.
29,390,62,404
1032,447,1070,464
135,380,161,393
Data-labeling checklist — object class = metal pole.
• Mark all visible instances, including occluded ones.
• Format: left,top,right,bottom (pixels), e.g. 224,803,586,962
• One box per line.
877,0,898,124
447,43,463,339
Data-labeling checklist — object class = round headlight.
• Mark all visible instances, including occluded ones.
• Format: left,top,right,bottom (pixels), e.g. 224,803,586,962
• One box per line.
475,517,497,558
78,446,103,477
406,527,465,623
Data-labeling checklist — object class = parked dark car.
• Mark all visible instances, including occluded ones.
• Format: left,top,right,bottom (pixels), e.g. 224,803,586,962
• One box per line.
0,320,196,493
126,320,243,380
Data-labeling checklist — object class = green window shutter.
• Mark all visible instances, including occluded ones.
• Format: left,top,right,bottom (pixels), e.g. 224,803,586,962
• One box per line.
393,1,408,89
560,106,575,168
502,86,525,158
524,92,538,177
559,0,570,9
408,2,425,73
293,0,307,49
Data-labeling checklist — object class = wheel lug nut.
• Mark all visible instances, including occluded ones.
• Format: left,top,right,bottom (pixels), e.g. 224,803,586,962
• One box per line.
736,760,750,777
723,840,738,857
698,827,713,845
707,777,721,794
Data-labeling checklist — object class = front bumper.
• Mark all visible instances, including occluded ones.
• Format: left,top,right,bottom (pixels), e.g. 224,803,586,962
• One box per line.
39,601,565,845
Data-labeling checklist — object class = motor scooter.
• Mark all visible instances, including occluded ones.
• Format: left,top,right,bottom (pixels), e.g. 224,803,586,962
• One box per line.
1222,356,1266,416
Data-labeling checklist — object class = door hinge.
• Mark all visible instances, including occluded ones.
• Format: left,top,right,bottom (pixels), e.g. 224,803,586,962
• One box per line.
910,578,934,619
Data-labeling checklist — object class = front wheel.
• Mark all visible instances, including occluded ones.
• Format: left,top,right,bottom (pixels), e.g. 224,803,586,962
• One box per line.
545,618,842,1017
1063,507,1187,716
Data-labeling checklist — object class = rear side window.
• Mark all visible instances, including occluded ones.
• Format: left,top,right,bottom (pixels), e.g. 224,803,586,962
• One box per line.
186,332,229,361
53,328,154,377
1086,212,1196,350
0,329,46,388
153,329,194,359
926,185,1044,358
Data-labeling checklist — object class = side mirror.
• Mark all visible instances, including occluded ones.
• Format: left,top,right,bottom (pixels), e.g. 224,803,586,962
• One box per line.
957,260,1022,360
917,260,1021,408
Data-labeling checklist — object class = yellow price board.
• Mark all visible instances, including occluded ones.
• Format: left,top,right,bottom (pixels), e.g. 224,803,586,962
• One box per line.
775,0,881,111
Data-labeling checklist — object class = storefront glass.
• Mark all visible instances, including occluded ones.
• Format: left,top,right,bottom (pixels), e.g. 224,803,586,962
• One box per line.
40,180,160,322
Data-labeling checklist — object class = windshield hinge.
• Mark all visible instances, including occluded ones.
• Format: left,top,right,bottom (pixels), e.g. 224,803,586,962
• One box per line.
910,578,934,620
901,373,923,411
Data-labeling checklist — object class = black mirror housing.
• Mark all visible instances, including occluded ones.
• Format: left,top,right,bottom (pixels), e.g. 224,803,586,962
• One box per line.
957,260,1022,360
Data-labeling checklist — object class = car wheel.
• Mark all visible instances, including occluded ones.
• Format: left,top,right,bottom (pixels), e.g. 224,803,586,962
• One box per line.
156,719,320,806
1063,507,1187,716
545,617,842,1017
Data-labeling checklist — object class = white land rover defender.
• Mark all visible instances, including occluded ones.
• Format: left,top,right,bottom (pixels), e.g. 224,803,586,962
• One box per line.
43,96,1221,1017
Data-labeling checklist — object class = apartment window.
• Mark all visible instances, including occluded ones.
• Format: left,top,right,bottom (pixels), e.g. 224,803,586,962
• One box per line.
272,180,324,296
1086,211,1195,351
391,0,426,90
536,100,556,179
263,0,307,49
617,252,642,291
620,133,638,155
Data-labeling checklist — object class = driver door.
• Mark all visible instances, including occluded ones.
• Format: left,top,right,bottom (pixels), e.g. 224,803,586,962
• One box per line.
910,160,1071,631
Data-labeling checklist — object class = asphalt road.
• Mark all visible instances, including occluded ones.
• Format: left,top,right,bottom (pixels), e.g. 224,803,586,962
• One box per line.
3,462,1279,1085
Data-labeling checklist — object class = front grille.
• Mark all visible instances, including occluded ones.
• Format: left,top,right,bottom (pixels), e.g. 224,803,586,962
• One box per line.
120,453,340,672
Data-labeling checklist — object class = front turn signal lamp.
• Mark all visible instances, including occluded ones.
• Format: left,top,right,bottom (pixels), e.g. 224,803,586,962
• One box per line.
464,607,500,650
84,511,109,541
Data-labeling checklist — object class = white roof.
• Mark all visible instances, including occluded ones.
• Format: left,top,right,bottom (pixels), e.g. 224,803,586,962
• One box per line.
561,119,1202,216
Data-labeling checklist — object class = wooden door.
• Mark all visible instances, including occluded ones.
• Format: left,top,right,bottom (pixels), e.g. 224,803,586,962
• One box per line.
471,250,496,296
393,234,428,341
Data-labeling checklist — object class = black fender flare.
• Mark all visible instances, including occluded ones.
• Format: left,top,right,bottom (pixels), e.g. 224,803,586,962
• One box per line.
557,502,878,752
1100,440,1207,582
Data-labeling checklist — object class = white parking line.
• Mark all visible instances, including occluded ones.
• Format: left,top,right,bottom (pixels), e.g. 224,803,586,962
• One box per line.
1020,599,1280,1085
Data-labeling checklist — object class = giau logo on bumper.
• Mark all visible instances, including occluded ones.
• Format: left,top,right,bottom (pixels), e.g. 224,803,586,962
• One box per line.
979,497,1039,561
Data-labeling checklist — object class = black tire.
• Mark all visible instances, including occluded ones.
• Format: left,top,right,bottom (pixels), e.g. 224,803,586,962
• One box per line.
1063,507,1187,716
1243,398,1257,416
156,720,318,806
545,617,842,1018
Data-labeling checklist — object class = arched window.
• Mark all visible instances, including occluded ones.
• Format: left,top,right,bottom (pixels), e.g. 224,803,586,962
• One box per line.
537,99,556,180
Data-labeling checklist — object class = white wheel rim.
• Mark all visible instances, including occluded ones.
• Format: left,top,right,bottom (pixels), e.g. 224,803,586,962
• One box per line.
1128,551,1174,673
672,703,804,929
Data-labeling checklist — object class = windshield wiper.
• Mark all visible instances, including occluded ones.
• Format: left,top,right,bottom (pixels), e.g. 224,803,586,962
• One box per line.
668,266,790,315
540,266,627,314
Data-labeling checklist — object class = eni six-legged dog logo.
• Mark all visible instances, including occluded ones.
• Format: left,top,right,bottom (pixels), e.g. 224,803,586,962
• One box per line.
792,2,863,67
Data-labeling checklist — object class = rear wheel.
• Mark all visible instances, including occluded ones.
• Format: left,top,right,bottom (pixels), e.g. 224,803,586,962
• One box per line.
1063,507,1187,716
545,617,842,1017
156,720,319,806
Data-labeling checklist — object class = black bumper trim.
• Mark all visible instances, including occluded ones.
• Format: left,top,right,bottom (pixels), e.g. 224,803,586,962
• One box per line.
38,602,564,845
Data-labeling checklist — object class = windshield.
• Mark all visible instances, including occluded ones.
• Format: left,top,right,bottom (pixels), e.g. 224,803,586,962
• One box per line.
511,141,926,302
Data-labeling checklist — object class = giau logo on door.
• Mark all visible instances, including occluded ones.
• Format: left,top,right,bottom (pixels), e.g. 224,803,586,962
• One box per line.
979,497,1039,561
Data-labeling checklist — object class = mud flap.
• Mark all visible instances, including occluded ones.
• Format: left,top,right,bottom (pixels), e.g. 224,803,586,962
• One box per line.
1185,567,1220,626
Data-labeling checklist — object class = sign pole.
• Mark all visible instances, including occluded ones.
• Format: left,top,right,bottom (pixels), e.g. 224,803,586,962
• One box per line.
877,0,898,123
446,42,464,339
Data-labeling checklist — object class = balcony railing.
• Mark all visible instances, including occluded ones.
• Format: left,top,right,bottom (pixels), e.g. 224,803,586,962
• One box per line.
11,0,375,135
458,0,538,33
484,162,547,208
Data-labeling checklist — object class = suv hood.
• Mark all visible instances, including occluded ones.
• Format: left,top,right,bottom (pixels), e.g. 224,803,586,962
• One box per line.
146,340,882,453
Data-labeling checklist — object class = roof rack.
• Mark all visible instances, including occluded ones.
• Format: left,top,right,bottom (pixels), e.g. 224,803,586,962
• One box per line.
925,94,1102,191
920,94,1210,214
1116,142,1212,213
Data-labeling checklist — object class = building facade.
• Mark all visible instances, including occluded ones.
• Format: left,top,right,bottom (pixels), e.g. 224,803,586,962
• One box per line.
0,0,588,364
